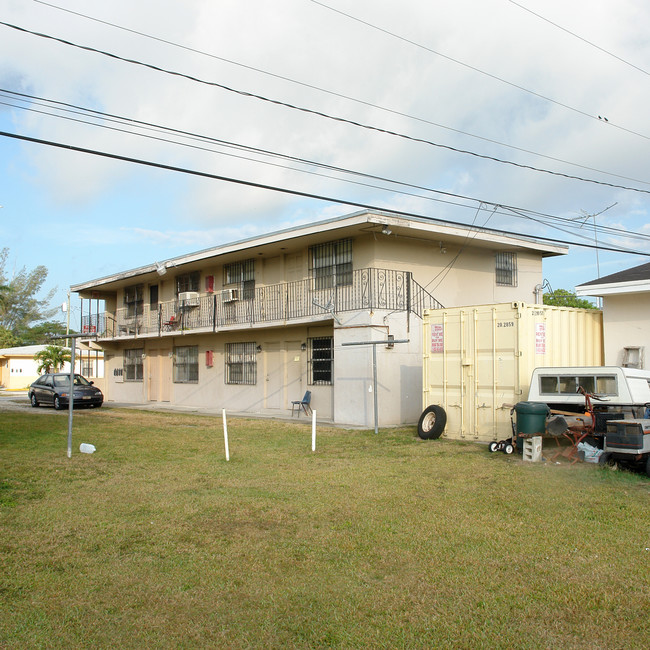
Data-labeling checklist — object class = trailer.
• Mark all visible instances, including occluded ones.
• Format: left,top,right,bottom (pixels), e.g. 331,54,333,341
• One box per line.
601,419,650,476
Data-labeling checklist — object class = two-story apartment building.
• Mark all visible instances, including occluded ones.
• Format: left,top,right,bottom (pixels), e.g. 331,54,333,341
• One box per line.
71,210,567,427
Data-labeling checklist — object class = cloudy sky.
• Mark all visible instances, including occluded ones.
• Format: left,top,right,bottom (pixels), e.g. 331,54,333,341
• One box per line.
1,0,649,320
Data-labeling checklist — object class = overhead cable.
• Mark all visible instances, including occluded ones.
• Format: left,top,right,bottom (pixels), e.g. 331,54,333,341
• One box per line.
308,0,650,141
3,87,650,247
507,0,650,76
2,21,650,197
1,128,648,259
29,0,650,187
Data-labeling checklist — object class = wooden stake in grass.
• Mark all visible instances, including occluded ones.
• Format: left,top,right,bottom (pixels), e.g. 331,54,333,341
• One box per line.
222,409,230,461
312,409,316,452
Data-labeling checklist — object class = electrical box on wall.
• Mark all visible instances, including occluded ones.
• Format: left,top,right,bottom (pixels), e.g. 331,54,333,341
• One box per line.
206,350,213,367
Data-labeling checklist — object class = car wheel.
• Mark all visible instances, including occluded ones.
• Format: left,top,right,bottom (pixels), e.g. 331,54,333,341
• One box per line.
30,393,39,408
54,395,63,410
645,455,650,479
417,405,447,440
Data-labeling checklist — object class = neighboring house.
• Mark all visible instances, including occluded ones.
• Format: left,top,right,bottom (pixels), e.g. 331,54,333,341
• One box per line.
576,261,650,369
0,344,104,390
71,210,567,426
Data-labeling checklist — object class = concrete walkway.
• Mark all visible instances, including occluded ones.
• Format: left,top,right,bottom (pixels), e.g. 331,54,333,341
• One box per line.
0,388,359,428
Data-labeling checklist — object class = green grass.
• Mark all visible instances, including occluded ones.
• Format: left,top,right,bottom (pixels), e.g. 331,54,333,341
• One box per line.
1,408,649,649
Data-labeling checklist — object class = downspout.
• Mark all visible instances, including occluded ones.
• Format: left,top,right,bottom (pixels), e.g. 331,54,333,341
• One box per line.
534,284,543,305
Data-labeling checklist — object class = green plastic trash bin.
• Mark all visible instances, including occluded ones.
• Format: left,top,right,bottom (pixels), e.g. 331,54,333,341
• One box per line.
514,401,550,436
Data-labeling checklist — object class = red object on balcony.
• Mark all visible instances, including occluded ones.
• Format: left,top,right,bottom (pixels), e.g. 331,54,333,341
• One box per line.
205,275,214,293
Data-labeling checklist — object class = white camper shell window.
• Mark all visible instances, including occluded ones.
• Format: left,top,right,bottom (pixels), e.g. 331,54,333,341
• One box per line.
538,373,618,396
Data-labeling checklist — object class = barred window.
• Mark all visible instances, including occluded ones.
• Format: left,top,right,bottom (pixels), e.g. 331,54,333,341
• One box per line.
124,284,144,318
309,337,333,385
174,345,199,383
225,342,257,385
176,272,200,295
310,239,352,290
495,252,517,287
124,348,144,382
224,260,255,299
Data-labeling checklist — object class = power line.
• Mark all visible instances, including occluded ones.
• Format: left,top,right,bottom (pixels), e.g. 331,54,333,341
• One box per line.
507,0,650,76
4,87,650,249
2,128,649,259
2,21,650,197
3,87,650,249
30,0,650,188
308,0,650,142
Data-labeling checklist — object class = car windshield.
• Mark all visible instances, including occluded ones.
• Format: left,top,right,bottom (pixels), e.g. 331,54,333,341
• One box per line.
53,375,92,387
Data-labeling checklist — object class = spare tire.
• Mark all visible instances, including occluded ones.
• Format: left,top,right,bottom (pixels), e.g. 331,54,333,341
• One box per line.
417,405,447,440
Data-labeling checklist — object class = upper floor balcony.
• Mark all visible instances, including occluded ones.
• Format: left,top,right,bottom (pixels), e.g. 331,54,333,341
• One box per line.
81,267,443,341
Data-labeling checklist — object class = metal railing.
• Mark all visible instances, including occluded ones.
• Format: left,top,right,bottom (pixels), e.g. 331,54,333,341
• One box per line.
81,268,443,339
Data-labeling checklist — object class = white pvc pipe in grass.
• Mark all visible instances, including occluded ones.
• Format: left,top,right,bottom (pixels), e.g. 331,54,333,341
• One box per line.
222,409,230,461
312,409,316,452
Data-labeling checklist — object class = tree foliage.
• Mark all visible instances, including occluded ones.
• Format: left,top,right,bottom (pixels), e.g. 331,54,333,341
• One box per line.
0,326,20,349
17,321,71,345
0,248,60,344
33,345,71,374
543,288,598,309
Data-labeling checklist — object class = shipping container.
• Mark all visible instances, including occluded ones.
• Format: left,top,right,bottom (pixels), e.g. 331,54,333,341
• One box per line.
420,302,603,441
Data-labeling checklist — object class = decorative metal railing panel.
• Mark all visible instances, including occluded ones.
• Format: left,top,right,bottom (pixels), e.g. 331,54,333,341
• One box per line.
81,268,443,339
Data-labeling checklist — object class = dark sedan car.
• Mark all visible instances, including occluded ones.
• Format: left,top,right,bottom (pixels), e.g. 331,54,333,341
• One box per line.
28,373,103,410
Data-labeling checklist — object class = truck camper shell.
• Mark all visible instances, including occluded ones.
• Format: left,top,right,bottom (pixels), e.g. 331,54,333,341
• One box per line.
527,366,650,416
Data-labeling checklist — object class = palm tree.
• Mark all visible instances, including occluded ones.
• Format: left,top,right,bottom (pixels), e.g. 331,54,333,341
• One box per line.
34,345,71,374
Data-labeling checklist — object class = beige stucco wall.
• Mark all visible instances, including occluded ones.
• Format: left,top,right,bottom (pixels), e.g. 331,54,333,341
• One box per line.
602,293,650,368
362,236,543,307
101,324,334,419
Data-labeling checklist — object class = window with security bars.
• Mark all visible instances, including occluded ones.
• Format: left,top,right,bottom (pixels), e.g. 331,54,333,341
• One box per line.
310,239,352,290
124,284,144,318
225,342,257,385
173,345,199,383
123,348,144,382
81,361,95,378
309,337,333,385
175,272,200,295
224,259,255,299
495,252,517,286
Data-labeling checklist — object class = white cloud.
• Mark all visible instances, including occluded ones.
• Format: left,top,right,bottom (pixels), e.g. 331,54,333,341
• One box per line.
1,0,649,300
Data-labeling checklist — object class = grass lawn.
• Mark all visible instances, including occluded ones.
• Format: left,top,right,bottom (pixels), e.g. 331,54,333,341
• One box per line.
1,408,649,648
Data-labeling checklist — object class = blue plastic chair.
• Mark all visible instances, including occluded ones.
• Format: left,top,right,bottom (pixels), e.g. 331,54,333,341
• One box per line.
291,390,312,417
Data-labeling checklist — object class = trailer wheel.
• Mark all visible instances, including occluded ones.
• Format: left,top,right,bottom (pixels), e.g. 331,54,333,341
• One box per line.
417,405,447,440
504,443,514,455
488,441,499,453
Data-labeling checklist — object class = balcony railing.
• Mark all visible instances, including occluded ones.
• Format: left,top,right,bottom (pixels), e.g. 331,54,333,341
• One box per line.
81,268,443,339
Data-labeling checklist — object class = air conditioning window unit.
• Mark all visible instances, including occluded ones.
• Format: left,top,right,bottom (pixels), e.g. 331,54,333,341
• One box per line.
220,288,239,302
178,291,200,306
